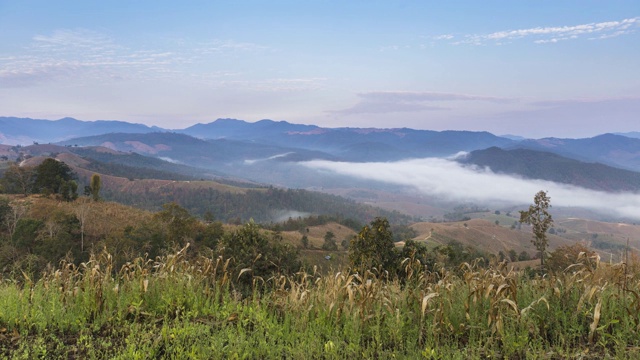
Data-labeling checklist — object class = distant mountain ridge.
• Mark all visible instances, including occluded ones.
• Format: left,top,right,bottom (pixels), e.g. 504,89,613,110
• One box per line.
4,116,640,191
460,147,640,192
2,116,515,160
508,133,640,171
0,116,161,144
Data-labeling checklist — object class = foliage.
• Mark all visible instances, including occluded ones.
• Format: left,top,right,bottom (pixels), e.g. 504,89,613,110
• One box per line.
89,173,101,201
518,251,531,261
1,246,639,358
1,164,35,196
391,224,418,242
268,214,363,232
218,221,301,290
547,243,598,273
321,231,338,251
349,217,397,275
520,190,553,268
437,240,490,269
33,158,75,195
300,235,309,249
103,185,410,226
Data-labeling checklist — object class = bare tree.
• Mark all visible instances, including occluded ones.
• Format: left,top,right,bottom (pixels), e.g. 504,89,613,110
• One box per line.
4,200,31,241
3,164,35,196
75,198,92,252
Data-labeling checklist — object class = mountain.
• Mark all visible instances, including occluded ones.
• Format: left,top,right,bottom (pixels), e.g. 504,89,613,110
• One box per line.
616,132,640,140
54,129,520,192
179,118,319,140
182,118,516,161
0,144,411,224
55,131,338,165
510,133,640,171
0,117,160,145
3,116,516,161
460,147,640,192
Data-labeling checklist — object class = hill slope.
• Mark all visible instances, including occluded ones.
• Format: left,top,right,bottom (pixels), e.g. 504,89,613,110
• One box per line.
511,133,640,171
460,147,640,192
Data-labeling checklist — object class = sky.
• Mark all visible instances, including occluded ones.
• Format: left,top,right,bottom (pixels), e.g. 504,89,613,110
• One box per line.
1,1,639,138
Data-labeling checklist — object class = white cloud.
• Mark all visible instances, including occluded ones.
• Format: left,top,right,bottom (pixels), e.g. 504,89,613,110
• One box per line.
432,34,454,40
0,29,272,89
330,91,515,115
454,17,639,45
301,158,640,220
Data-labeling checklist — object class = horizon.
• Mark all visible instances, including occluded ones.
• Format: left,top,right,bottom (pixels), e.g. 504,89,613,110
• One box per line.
0,114,636,140
1,1,638,138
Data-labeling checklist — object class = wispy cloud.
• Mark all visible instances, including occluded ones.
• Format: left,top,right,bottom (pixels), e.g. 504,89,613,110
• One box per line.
0,29,271,88
530,97,640,107
361,91,515,103
32,29,117,52
301,158,640,220
432,34,454,41
330,91,515,115
217,77,327,92
197,39,269,54
434,17,639,45
0,63,82,87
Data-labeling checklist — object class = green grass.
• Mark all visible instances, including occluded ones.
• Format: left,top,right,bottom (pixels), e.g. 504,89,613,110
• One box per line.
1,249,640,359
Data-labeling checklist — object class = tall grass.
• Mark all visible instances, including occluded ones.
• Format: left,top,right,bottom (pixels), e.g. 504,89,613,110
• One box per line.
1,247,639,359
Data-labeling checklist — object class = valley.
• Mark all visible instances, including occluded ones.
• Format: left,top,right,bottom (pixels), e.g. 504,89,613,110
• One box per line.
2,116,640,262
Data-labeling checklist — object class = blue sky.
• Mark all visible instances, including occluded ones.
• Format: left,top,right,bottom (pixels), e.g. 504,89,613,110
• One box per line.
0,1,638,137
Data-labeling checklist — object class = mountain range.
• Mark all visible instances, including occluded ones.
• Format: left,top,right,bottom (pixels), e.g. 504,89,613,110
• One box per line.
3,116,640,205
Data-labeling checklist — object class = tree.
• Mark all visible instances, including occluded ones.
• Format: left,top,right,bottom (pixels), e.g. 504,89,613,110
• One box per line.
153,202,197,246
75,198,92,252
321,231,337,251
219,221,300,289
349,217,397,275
4,200,30,241
89,174,101,201
518,251,531,261
547,243,597,273
520,190,553,269
2,164,35,196
33,158,76,199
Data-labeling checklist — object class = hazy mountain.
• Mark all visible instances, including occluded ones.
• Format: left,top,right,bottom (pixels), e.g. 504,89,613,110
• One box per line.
0,143,414,224
0,117,160,145
3,143,222,181
6,115,640,200
3,116,516,161
183,118,516,160
510,134,640,171
616,132,640,139
460,147,640,192
179,118,319,140
56,132,338,165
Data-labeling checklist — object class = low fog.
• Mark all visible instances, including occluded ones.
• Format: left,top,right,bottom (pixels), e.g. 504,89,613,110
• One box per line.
271,210,312,223
244,153,294,165
301,158,640,221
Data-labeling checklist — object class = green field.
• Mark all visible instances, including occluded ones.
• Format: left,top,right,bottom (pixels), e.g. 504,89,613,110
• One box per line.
1,247,639,359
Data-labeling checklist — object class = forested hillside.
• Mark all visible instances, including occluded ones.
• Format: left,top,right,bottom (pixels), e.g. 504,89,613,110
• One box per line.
460,147,640,192
0,151,412,225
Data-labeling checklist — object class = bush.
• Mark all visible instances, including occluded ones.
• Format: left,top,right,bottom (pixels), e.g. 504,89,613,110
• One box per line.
546,243,598,273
